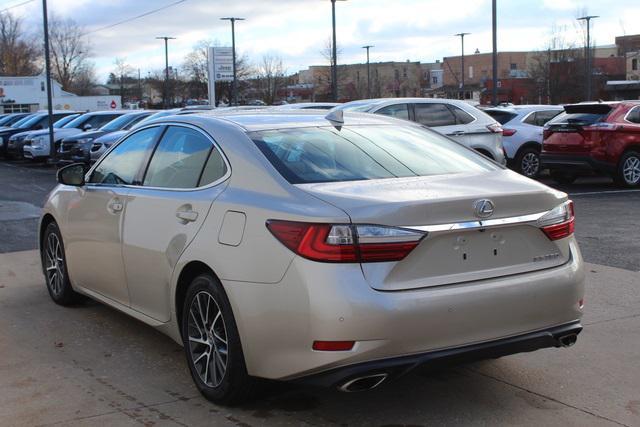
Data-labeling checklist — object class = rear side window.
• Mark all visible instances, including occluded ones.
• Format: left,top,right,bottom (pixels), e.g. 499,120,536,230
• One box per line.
485,110,517,125
414,103,456,127
90,127,161,185
377,104,409,120
143,126,213,189
251,126,497,184
626,107,640,124
449,106,475,124
524,110,561,126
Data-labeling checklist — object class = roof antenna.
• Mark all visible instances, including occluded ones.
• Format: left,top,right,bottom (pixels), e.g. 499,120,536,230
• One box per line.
325,109,344,128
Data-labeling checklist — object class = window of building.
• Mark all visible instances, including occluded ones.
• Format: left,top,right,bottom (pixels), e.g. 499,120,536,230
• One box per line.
432,76,438,84
468,65,474,79
510,63,517,70
633,58,638,71
356,71,360,82
394,69,400,80
403,68,407,78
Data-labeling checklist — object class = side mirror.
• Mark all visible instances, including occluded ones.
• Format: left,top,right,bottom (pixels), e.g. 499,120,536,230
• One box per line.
57,163,86,186
82,123,92,131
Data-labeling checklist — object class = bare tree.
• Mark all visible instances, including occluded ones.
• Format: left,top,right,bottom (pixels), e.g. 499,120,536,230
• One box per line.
48,15,93,92
0,12,40,75
255,54,285,105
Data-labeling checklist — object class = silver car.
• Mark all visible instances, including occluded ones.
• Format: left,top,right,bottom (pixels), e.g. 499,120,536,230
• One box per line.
334,98,506,164
41,110,584,404
485,105,563,177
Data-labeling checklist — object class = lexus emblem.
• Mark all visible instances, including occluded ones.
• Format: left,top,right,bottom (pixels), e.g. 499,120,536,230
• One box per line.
473,199,495,218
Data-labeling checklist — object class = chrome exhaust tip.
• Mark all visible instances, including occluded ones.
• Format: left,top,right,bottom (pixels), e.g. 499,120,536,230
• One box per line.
338,373,388,392
558,333,578,348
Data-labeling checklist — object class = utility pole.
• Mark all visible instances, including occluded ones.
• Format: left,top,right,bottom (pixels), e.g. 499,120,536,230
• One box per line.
492,0,498,106
577,15,599,101
42,0,56,161
330,0,346,102
156,36,175,108
138,68,142,106
221,17,245,106
362,45,374,98
455,33,470,100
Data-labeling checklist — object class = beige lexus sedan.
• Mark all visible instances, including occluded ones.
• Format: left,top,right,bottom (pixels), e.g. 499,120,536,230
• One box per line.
41,110,585,404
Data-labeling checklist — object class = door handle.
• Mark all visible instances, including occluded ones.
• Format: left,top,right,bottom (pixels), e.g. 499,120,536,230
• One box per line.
176,209,198,223
107,198,123,213
448,131,465,136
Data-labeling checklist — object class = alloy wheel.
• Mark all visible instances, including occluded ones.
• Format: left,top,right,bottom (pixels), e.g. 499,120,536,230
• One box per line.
521,152,540,177
623,155,640,185
45,233,65,296
187,291,229,388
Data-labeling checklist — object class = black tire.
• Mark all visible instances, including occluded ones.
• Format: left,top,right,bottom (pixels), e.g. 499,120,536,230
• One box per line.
550,170,577,185
181,273,257,405
41,222,80,305
515,147,541,178
614,150,640,188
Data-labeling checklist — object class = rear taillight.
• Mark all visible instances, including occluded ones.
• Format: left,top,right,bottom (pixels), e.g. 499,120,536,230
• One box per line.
502,128,517,137
537,201,575,240
266,220,426,263
487,123,503,133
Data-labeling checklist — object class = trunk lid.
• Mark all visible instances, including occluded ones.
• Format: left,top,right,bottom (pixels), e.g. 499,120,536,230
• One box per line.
543,103,614,154
297,170,571,291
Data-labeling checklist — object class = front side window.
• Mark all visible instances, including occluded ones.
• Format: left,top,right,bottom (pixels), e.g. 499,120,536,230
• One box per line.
377,104,410,120
251,126,497,184
143,126,214,189
89,127,161,185
414,103,456,127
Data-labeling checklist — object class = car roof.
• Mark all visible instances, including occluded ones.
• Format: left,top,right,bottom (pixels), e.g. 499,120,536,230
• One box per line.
485,105,564,114
161,110,413,132
341,97,473,108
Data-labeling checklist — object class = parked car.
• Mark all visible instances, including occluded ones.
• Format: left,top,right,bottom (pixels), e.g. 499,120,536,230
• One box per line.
23,111,127,161
1,111,78,158
333,98,505,163
8,113,82,159
273,102,341,110
43,110,584,404
0,112,31,129
89,108,212,162
58,110,153,164
484,105,563,177
541,101,640,187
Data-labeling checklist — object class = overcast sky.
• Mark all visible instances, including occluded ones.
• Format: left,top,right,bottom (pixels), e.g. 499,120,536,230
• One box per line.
6,0,640,81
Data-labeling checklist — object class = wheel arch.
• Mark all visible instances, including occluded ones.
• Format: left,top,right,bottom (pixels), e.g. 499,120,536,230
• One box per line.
39,213,57,252
174,260,220,339
515,141,541,158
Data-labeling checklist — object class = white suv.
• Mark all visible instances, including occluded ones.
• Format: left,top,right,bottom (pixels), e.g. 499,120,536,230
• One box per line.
334,98,505,164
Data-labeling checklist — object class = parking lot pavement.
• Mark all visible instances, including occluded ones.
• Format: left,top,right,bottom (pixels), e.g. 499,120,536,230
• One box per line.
0,250,638,427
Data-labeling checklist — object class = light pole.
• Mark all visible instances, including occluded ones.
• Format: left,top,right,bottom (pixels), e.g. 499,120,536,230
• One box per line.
577,15,599,101
455,33,470,100
221,17,245,106
42,0,55,161
156,36,175,108
362,45,374,98
330,0,346,102
492,0,498,106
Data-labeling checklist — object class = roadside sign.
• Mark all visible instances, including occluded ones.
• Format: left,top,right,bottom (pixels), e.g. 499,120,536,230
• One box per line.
208,46,234,107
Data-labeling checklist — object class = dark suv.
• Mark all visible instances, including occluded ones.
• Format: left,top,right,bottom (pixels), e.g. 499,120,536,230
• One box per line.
541,102,640,187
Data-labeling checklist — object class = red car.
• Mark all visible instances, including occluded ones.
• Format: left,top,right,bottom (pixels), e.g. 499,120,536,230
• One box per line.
541,101,640,187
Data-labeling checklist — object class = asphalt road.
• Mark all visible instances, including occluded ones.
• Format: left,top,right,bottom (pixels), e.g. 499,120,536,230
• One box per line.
1,160,639,426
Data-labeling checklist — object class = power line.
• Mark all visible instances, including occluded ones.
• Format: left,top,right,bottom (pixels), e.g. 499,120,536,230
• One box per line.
0,0,35,13
82,0,187,36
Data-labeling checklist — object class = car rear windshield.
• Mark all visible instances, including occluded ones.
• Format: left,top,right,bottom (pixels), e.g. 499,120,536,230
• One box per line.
485,110,517,124
547,112,607,126
250,125,499,184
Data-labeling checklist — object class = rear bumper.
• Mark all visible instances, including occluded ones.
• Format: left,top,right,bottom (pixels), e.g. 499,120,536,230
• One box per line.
541,153,615,174
293,320,582,389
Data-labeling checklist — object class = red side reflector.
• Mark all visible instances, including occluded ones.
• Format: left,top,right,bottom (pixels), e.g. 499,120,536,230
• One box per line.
312,341,355,351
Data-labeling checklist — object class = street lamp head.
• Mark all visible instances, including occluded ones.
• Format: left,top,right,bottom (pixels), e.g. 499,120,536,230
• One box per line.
156,36,176,40
362,45,374,49
454,32,471,37
220,17,245,21
577,15,600,21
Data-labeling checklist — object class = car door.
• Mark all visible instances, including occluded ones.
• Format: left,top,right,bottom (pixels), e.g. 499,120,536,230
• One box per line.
412,103,466,144
64,126,162,306
121,124,229,322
